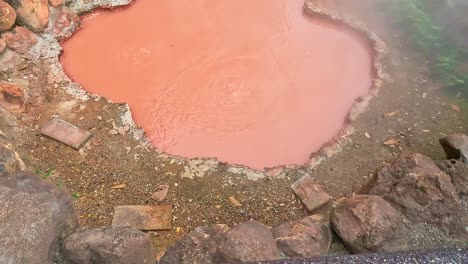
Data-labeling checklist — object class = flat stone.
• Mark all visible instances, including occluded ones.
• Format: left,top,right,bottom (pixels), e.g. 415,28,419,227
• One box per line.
291,176,331,212
41,118,92,149
112,205,172,231
440,134,468,164
151,184,169,202
1,26,37,54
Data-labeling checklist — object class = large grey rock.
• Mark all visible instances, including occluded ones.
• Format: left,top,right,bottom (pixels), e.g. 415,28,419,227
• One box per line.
0,172,78,264
216,221,279,263
272,215,331,258
367,153,467,236
440,134,468,165
160,224,229,264
437,159,468,194
331,195,408,253
61,226,155,264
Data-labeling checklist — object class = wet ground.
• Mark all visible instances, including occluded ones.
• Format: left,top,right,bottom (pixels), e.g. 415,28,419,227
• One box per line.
2,0,467,257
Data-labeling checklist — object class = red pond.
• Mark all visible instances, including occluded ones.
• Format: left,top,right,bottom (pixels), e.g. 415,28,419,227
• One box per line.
60,0,373,170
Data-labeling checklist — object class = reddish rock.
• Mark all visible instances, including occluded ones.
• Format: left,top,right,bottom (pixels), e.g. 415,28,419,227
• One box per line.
0,49,25,71
41,118,92,149
52,7,80,40
49,0,64,7
160,224,230,264
216,221,279,263
62,227,156,264
291,176,331,212
0,0,16,31
0,81,25,112
367,153,467,236
1,26,37,54
0,38,5,53
151,184,169,202
331,195,408,253
12,0,49,32
440,134,468,165
437,159,468,194
272,215,331,258
112,205,172,231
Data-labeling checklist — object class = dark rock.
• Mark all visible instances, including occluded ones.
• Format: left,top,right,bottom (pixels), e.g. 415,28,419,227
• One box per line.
437,159,468,194
160,224,229,264
61,226,155,264
291,176,331,212
331,195,408,253
440,134,468,164
216,220,279,263
0,172,78,264
367,153,467,236
272,215,331,258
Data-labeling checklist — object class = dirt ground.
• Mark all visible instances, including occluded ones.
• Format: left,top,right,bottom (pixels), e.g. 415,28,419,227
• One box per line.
2,0,467,257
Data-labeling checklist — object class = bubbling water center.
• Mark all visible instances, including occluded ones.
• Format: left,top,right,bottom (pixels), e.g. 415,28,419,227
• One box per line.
60,0,373,170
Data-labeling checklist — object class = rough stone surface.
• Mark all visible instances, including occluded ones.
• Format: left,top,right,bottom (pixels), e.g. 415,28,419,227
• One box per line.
0,38,5,53
61,226,155,264
437,159,468,194
0,49,25,71
440,134,468,164
49,0,63,7
112,205,172,231
0,0,15,31
9,0,49,31
160,224,230,264
291,176,331,212
0,132,24,175
1,26,38,54
0,172,78,264
41,118,92,149
52,7,80,40
272,215,331,258
151,184,169,202
331,195,408,253
367,153,467,236
0,81,26,112
216,220,279,263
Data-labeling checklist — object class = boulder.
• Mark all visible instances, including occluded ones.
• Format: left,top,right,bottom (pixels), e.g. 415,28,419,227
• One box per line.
272,215,331,258
61,226,155,264
291,176,331,212
0,49,25,71
0,81,26,112
331,195,408,253
0,172,78,264
437,159,468,194
8,0,49,32
367,153,467,235
216,220,279,263
440,134,468,165
0,0,15,31
160,224,229,264
1,26,37,54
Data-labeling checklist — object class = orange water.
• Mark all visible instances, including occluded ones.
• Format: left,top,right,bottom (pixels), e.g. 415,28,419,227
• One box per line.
60,0,372,170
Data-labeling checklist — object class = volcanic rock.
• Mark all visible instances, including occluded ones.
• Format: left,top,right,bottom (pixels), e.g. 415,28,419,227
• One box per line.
0,0,15,31
9,0,49,32
291,176,331,212
1,26,37,54
437,159,468,195
0,81,25,112
440,134,468,164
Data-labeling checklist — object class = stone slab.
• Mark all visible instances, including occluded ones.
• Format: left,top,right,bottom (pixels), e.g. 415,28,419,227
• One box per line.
41,118,92,149
112,205,172,231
